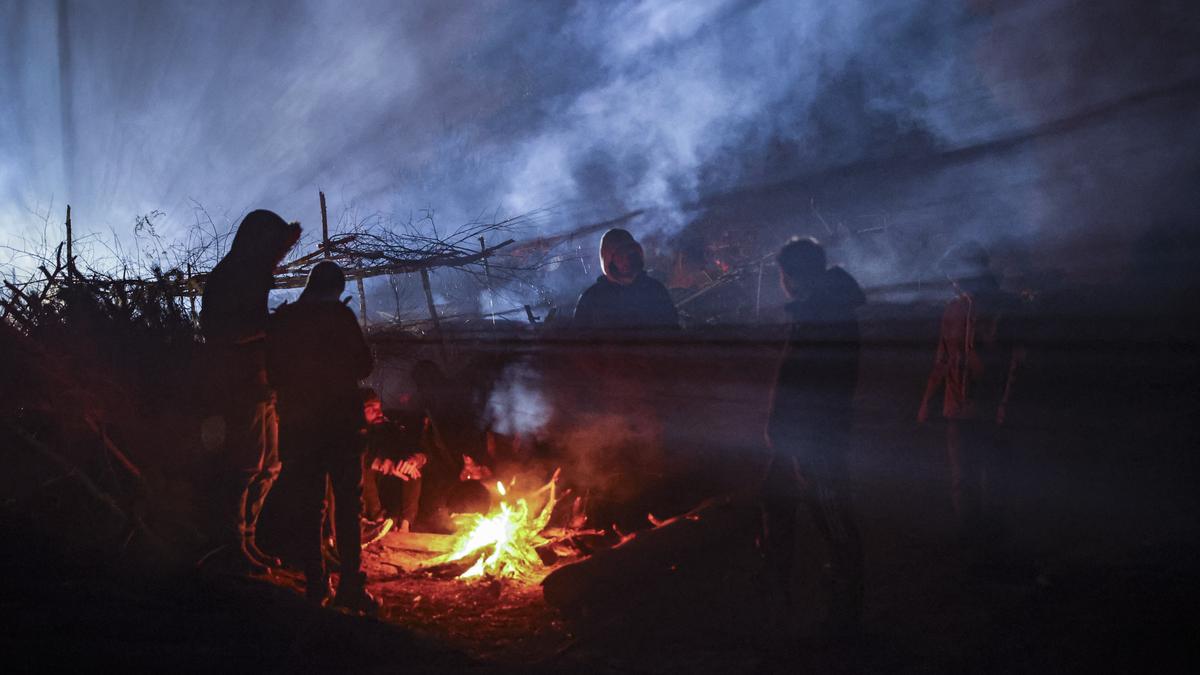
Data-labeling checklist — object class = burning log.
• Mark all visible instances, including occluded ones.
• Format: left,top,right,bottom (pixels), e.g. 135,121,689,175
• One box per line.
424,474,559,581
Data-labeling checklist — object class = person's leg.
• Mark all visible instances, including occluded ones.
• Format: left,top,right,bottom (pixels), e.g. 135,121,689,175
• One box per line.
361,453,384,522
975,423,1008,548
803,469,864,633
400,476,422,531
242,399,281,566
200,399,269,573
377,474,420,531
327,434,378,613
947,419,982,547
329,451,364,576
762,453,801,609
280,425,329,601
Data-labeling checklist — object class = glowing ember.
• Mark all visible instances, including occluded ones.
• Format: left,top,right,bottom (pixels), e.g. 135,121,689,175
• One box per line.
429,473,557,580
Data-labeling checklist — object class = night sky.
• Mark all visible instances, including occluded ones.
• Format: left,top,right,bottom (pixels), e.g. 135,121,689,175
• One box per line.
2,0,1197,293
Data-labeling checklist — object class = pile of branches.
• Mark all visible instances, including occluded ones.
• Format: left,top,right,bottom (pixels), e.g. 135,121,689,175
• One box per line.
1,238,203,569
179,207,554,293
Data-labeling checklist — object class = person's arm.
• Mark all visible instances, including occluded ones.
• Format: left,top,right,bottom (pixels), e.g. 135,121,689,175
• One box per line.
918,308,952,423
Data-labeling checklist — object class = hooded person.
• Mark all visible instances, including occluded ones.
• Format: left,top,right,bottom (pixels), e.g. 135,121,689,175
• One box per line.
571,228,680,332
266,261,378,612
198,209,300,575
762,236,866,637
918,241,1024,552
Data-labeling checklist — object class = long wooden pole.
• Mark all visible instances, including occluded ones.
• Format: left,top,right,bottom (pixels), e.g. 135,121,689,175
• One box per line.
480,235,496,330
319,191,330,258
420,268,447,364
357,275,368,328
187,262,197,321
65,204,74,278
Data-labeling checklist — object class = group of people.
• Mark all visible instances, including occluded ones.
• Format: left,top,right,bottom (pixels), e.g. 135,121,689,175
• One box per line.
195,210,506,613
196,209,1022,632
197,210,379,611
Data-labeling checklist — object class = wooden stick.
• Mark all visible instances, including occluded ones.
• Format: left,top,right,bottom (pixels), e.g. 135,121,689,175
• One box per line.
65,204,75,278
420,268,447,364
319,191,330,258
356,274,368,328
480,235,496,329
186,262,197,321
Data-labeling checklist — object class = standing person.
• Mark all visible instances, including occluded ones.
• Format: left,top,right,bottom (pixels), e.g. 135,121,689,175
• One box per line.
198,209,300,574
763,237,866,637
267,261,377,612
570,228,680,528
572,228,680,331
918,242,1023,552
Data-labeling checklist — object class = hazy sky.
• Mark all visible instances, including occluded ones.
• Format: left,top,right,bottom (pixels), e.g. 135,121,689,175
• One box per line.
2,0,1197,285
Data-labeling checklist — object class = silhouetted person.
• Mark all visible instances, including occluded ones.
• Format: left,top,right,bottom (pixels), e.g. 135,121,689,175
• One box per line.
361,388,425,533
266,261,377,612
198,209,300,574
918,242,1023,552
572,228,680,331
763,237,866,636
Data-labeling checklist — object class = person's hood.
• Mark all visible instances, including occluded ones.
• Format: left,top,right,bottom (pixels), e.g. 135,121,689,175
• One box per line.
272,297,350,321
298,260,346,303
602,239,645,285
227,210,301,267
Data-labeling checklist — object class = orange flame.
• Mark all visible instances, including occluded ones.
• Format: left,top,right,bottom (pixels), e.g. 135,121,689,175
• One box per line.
429,473,557,580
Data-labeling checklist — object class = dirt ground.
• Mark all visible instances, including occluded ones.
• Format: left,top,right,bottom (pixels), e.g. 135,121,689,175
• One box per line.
4,311,1198,673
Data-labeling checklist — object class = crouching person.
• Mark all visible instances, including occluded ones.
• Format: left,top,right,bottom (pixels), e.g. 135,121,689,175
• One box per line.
267,261,378,613
361,388,425,534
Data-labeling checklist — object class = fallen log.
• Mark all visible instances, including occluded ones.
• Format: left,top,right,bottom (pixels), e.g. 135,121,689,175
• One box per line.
541,494,761,617
380,531,457,555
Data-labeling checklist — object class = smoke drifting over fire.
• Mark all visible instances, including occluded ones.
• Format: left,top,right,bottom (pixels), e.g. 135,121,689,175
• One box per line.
2,0,1197,298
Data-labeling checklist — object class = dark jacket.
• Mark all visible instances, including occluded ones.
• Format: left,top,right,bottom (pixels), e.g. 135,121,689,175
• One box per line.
572,272,680,332
766,267,867,454
266,299,373,428
199,211,299,405
923,276,1022,421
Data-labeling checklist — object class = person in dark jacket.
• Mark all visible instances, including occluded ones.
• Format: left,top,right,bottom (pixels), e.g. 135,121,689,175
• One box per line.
572,228,680,331
198,209,300,575
361,389,425,533
918,242,1023,551
267,261,377,612
763,237,866,636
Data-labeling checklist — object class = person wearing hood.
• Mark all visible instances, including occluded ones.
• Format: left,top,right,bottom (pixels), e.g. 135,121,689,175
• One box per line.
763,237,866,637
266,261,377,613
571,228,680,332
918,242,1024,553
198,209,300,575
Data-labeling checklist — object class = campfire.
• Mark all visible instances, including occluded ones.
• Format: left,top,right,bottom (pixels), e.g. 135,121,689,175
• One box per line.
428,472,559,580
